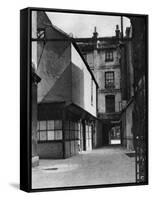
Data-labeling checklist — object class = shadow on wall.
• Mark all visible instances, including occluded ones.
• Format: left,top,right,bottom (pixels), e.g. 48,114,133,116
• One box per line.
41,64,72,103
71,63,84,109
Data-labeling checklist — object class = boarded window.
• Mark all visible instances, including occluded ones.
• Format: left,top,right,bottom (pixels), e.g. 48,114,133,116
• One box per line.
106,95,115,113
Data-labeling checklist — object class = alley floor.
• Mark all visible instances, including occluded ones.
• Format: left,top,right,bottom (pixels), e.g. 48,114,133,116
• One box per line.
32,146,136,189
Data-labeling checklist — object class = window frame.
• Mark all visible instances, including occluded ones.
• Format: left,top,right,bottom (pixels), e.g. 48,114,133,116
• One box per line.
105,50,114,62
64,120,80,141
105,71,115,89
37,120,63,142
105,95,115,113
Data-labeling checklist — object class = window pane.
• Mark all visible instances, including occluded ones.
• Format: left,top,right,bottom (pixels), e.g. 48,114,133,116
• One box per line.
47,131,55,140
39,131,47,141
37,122,39,130
39,121,46,130
74,122,78,130
37,131,40,140
64,121,69,130
69,130,74,140
75,131,79,139
70,121,74,130
55,130,62,140
54,120,62,129
65,130,70,139
105,72,114,89
105,50,113,61
47,120,54,130
78,122,80,131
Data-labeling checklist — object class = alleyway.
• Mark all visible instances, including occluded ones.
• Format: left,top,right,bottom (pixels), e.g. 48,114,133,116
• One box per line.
32,146,135,189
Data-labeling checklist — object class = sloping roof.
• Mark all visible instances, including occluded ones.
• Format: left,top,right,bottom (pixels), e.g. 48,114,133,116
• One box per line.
44,12,99,88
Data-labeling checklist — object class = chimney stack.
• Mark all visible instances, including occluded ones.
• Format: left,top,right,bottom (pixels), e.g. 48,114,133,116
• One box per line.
115,25,120,38
125,27,130,38
93,26,98,39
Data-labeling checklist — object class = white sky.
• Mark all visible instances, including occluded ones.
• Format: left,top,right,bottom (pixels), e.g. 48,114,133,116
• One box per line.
46,12,131,38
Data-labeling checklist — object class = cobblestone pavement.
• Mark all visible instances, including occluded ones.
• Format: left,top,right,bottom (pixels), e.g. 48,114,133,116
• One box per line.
32,146,136,189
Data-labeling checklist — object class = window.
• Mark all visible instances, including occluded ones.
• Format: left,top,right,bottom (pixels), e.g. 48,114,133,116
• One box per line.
64,120,80,140
37,28,45,39
105,50,113,62
106,95,115,113
105,71,114,89
37,120,62,141
91,79,93,106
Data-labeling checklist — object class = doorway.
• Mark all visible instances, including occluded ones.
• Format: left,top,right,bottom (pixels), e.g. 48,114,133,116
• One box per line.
102,123,121,146
109,126,121,145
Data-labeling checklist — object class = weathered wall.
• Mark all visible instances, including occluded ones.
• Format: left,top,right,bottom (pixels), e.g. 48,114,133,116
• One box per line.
37,24,72,103
64,141,79,158
86,48,120,71
122,101,134,150
96,120,103,147
97,68,120,89
125,41,134,98
38,142,63,158
98,92,121,113
115,93,121,112
71,44,97,117
85,47,121,115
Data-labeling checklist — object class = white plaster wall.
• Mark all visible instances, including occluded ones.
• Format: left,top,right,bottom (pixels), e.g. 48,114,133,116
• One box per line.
98,93,105,113
71,44,97,117
86,53,94,69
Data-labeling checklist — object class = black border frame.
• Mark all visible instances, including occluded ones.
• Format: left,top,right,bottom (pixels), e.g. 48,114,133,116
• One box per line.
20,7,148,193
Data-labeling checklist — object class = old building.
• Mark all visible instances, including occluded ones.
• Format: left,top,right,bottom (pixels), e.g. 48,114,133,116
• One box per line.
77,26,122,147
35,11,98,159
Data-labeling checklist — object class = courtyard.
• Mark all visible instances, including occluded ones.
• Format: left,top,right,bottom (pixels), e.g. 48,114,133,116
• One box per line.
32,146,136,189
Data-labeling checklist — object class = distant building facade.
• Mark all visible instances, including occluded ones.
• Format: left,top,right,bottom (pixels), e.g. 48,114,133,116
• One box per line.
77,26,122,146
36,11,98,159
